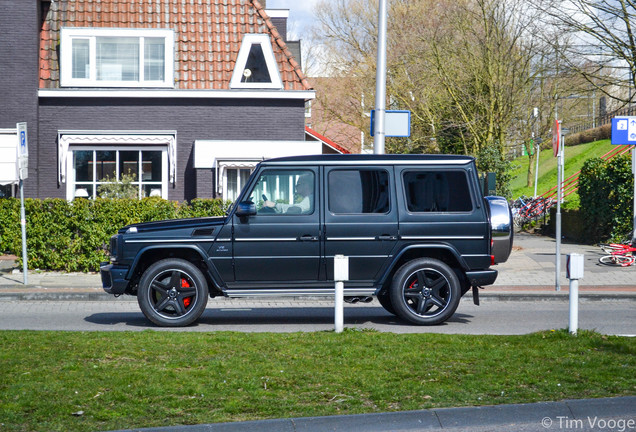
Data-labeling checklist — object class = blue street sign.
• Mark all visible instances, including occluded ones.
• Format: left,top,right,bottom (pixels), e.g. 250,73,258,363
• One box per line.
611,117,636,145
370,110,411,137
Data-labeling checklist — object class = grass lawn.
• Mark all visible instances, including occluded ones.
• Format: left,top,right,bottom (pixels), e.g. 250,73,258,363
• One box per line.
0,330,634,432
509,139,629,200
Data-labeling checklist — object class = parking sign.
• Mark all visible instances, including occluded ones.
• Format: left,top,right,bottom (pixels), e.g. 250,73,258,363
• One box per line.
16,122,28,179
611,117,636,145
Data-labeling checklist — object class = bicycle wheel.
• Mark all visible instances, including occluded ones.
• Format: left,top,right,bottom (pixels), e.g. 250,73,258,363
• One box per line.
599,255,634,266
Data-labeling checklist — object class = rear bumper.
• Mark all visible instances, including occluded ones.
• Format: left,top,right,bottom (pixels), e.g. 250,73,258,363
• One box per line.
100,262,130,295
465,269,498,286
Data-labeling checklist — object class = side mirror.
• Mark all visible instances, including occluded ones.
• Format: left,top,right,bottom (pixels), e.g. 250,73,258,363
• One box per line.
235,201,256,217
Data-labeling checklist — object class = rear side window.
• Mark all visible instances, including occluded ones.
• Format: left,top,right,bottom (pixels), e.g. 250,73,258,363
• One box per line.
328,169,390,214
403,170,472,212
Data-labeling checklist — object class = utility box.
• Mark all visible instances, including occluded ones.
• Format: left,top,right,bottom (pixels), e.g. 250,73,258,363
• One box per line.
566,253,584,280
334,255,349,282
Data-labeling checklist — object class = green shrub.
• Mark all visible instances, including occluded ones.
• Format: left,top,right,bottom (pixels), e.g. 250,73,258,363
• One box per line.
0,198,229,272
578,155,633,243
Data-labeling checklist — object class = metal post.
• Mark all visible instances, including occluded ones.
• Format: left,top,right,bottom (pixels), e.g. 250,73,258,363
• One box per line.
555,125,563,291
333,255,349,334
19,179,27,285
569,279,579,335
567,253,584,336
632,146,636,246
335,281,344,333
533,137,540,198
373,0,388,154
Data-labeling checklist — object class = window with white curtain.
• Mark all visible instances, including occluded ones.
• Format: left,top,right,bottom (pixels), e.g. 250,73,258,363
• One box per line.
70,147,167,199
61,28,174,87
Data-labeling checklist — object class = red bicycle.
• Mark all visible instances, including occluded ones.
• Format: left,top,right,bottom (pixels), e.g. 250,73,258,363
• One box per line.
598,242,636,267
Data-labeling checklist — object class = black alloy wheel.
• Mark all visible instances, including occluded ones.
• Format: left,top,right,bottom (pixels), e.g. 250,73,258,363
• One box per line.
390,258,460,325
137,258,209,327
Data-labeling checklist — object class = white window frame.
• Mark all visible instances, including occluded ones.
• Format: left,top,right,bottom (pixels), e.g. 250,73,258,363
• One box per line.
222,165,254,202
66,146,168,200
229,34,283,90
60,28,175,88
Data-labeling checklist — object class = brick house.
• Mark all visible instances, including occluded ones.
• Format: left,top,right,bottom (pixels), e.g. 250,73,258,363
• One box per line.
0,0,342,202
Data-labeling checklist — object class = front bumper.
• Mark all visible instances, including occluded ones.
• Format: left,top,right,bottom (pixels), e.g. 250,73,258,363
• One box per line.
465,269,498,286
100,262,130,295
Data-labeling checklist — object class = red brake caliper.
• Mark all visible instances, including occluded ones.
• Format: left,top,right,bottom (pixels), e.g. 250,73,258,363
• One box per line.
181,278,192,308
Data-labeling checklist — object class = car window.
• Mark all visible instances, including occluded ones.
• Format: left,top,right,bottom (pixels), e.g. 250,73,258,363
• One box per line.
249,169,315,215
328,169,390,214
403,170,472,212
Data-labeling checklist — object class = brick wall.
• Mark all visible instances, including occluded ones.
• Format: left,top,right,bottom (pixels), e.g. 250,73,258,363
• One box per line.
38,97,306,201
0,0,40,196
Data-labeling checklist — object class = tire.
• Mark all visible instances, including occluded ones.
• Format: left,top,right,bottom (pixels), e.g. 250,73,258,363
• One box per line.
390,258,461,325
137,258,209,327
376,290,396,316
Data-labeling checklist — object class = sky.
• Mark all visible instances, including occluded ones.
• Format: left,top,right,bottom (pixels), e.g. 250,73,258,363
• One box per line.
265,0,320,40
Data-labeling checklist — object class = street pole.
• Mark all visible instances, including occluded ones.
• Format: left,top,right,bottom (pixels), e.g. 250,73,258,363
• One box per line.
632,146,636,246
373,0,388,154
555,121,563,292
533,108,540,197
19,178,27,285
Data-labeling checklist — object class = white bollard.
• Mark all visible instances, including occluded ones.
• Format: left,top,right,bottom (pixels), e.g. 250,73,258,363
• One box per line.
569,280,579,335
333,255,349,334
335,281,344,333
566,253,584,335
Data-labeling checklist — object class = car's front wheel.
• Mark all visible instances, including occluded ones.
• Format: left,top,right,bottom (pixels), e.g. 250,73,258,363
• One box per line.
137,258,208,327
390,258,460,325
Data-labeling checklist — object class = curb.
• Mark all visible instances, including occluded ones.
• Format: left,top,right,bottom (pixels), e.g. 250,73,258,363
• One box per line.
105,396,636,432
0,291,634,302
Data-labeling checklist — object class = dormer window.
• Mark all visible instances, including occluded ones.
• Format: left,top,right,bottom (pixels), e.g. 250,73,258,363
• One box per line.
60,28,174,88
230,34,282,89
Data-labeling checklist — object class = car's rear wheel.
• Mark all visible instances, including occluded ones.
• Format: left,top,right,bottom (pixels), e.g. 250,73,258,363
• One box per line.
390,258,460,325
137,258,208,327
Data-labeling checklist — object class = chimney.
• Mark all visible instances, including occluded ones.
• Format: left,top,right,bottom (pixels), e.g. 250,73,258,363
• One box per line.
265,8,289,42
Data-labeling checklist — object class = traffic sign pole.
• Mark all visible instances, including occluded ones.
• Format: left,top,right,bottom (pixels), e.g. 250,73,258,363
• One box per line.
633,146,636,246
16,122,28,285
610,117,636,246
553,120,563,291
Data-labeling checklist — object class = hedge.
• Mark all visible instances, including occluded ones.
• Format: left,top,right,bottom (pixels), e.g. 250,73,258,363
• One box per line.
578,154,633,243
0,198,229,272
564,124,611,147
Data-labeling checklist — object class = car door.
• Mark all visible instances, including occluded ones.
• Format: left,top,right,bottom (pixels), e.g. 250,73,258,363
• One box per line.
232,167,321,283
395,165,491,270
323,165,398,283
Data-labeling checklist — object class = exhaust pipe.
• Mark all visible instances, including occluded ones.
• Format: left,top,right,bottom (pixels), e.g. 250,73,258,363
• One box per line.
344,296,374,304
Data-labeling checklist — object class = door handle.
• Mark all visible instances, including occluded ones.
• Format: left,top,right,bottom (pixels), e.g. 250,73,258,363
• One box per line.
299,235,319,241
377,235,398,241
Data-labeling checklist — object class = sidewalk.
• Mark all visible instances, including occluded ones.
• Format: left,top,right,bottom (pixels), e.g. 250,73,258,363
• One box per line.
0,233,633,300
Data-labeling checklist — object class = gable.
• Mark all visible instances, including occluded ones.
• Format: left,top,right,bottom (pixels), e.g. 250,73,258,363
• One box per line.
40,0,311,91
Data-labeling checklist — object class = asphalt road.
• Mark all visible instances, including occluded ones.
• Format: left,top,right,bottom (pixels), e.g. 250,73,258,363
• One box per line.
0,297,634,335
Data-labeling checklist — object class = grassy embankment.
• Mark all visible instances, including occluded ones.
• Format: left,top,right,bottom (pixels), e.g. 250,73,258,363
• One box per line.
509,139,622,204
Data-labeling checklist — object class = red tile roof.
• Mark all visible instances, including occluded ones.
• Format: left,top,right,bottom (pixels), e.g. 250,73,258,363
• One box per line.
305,126,351,154
39,0,311,91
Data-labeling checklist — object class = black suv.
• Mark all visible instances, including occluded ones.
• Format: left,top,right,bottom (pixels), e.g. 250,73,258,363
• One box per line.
101,154,512,327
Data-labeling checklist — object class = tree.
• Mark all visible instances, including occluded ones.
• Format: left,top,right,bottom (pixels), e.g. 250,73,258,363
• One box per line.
309,0,579,196
533,0,636,105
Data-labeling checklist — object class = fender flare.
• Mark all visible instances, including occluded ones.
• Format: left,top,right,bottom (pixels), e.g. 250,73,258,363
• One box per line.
127,244,225,291
378,243,469,287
